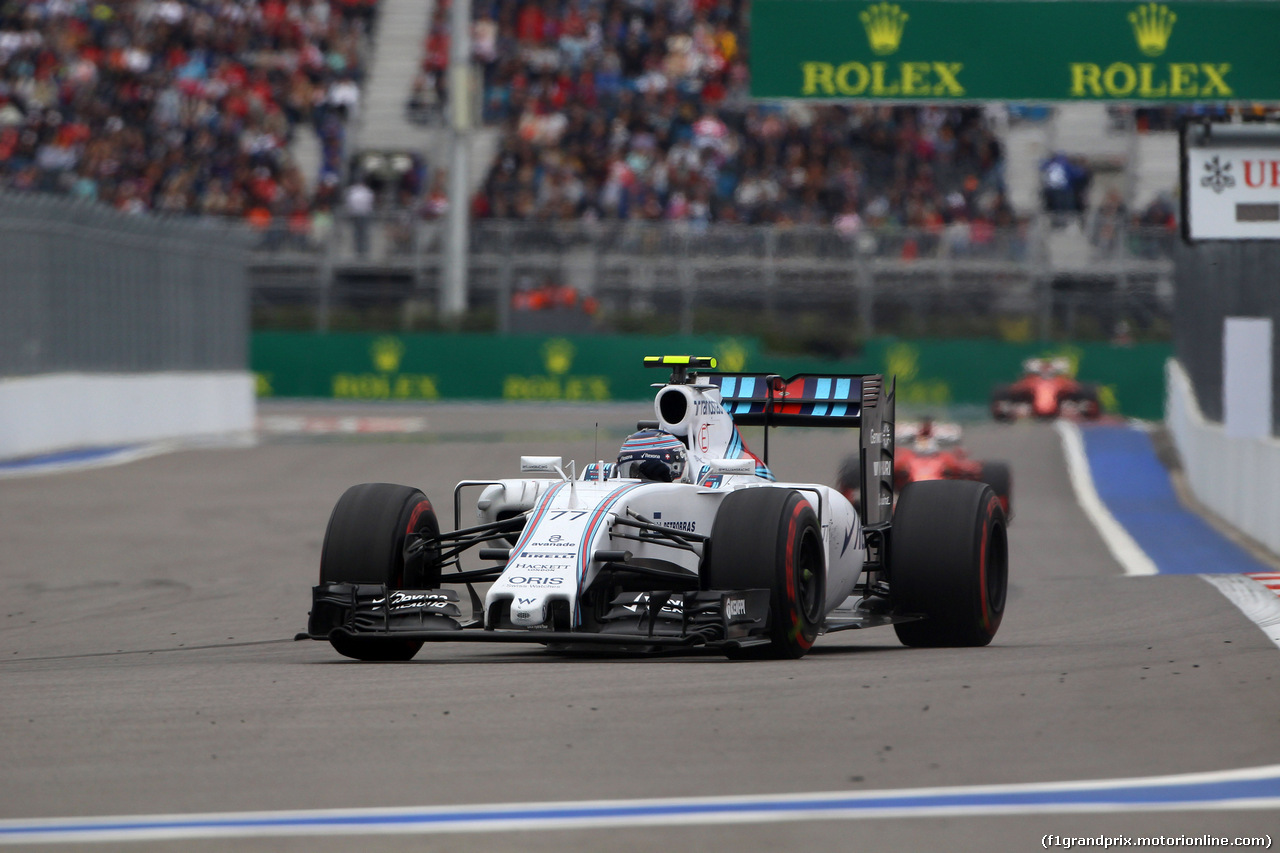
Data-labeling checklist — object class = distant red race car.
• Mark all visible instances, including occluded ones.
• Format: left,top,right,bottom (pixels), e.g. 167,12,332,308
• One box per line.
990,357,1101,422
837,419,1012,520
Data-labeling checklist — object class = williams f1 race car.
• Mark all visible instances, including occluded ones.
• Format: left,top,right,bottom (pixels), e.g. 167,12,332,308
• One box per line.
837,419,1012,519
302,356,1009,660
990,357,1101,422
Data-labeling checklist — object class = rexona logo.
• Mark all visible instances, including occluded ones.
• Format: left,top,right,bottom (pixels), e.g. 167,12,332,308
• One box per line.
801,2,964,98
1069,3,1231,99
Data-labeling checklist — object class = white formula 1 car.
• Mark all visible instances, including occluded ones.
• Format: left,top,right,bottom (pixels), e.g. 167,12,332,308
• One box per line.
303,356,1008,660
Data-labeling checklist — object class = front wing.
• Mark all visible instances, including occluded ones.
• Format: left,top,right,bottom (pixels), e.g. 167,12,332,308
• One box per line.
304,582,774,650
302,582,922,652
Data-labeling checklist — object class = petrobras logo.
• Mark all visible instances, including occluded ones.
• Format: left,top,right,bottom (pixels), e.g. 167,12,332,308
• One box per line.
373,591,453,610
623,592,684,615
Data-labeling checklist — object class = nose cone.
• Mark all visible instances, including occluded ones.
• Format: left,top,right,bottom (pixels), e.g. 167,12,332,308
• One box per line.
511,594,550,627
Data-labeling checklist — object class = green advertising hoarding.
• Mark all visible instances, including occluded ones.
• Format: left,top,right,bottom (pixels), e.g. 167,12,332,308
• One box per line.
252,333,1172,420
252,333,763,402
750,1,1280,101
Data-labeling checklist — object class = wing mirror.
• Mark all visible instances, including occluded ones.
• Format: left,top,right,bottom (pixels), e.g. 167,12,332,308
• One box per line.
520,456,566,478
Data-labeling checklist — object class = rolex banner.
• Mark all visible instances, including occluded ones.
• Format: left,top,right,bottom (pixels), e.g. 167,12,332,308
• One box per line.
750,1,1280,102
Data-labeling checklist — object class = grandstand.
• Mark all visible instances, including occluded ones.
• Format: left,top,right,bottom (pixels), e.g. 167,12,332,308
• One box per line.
0,0,377,235
0,1,1186,236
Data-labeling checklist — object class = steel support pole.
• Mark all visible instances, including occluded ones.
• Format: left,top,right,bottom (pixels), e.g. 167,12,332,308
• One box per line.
442,0,472,318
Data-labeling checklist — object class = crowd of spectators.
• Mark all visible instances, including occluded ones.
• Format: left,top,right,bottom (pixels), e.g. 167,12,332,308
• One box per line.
412,0,1016,238
0,0,378,239
0,0,1196,255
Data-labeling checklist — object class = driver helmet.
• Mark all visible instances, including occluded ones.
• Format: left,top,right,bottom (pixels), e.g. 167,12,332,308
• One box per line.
616,429,687,482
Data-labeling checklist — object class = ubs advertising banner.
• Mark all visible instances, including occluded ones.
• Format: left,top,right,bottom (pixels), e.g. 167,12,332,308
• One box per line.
1182,123,1280,241
750,1,1280,101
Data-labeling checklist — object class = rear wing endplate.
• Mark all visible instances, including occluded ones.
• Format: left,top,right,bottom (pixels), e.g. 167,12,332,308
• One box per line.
858,376,895,529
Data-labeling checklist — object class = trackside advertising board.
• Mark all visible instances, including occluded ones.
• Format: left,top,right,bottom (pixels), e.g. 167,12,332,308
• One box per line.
1182,123,1280,241
750,1,1280,102
252,333,1172,419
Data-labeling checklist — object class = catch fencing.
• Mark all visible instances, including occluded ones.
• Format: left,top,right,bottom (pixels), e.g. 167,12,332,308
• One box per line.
249,214,1176,341
0,192,252,377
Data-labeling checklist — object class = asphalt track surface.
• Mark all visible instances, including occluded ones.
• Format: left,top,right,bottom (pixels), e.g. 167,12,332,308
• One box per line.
2,402,1278,852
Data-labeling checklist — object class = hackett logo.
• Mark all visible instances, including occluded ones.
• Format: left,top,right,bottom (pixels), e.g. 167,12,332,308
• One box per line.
1068,3,1229,99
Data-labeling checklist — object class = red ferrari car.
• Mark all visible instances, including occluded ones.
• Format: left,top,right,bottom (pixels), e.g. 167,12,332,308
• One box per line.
990,357,1101,422
838,419,1012,519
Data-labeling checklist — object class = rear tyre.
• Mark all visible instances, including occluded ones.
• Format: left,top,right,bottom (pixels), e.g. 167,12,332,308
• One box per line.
705,488,825,659
891,480,1007,647
1077,385,1102,419
977,461,1013,521
319,483,441,661
989,386,1015,422
835,454,862,514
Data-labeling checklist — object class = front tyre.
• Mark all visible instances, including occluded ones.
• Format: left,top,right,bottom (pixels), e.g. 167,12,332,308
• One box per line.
891,480,1007,647
319,483,441,661
977,461,1013,521
705,488,825,659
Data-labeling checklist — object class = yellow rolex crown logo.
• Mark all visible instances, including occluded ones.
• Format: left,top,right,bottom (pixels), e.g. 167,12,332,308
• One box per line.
372,336,404,373
542,338,575,375
1128,2,1175,57
860,2,909,56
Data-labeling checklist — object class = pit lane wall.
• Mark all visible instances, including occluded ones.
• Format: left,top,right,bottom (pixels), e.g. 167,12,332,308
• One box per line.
1166,358,1280,555
0,373,255,461
252,332,1172,420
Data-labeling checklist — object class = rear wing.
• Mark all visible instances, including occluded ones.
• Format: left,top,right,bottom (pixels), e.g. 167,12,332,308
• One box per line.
708,372,896,527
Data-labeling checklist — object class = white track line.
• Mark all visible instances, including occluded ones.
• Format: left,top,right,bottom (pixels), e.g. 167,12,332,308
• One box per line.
0,435,255,480
1054,420,1157,576
2,763,1279,844
1055,421,1280,648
